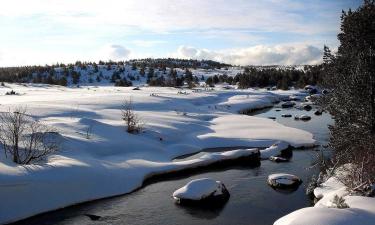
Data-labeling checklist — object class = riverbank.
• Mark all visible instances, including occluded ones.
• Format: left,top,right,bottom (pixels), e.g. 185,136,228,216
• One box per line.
274,175,375,225
0,84,315,224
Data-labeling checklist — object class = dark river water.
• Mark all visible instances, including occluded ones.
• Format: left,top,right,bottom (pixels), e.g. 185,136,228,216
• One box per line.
13,102,333,225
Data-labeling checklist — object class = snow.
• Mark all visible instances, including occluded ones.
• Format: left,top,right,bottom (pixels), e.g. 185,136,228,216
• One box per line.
313,177,346,201
173,178,223,201
0,83,315,224
274,175,375,225
274,206,375,225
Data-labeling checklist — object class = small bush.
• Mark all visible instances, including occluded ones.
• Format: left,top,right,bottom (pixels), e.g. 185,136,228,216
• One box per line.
0,107,60,164
5,90,17,95
121,98,143,134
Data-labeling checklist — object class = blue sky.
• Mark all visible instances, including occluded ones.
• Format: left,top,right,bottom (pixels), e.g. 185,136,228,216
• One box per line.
0,0,361,66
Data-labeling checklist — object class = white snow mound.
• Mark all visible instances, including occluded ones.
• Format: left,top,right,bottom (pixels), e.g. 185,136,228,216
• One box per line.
173,178,224,201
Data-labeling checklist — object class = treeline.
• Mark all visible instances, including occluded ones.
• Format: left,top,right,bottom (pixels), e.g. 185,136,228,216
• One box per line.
206,65,324,89
0,58,229,86
128,58,231,70
0,59,324,90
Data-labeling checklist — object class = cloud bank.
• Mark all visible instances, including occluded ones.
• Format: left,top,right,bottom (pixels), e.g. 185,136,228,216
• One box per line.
173,44,323,65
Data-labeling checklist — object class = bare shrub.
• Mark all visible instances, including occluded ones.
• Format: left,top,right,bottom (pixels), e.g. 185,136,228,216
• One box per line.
121,98,143,133
333,146,375,194
331,195,349,209
84,124,93,139
0,107,60,164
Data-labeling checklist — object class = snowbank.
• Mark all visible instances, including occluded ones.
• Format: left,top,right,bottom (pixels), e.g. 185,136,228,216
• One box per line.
274,176,375,225
274,206,375,225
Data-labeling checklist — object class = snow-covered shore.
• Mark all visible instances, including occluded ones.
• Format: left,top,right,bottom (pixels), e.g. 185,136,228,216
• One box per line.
274,176,375,225
0,84,315,224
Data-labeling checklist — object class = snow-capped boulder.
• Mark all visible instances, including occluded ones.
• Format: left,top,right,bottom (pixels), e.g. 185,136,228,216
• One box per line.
268,173,302,189
172,178,230,205
304,85,315,90
260,141,291,159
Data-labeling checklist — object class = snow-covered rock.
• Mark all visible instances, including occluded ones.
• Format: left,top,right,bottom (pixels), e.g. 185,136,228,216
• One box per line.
260,141,291,159
172,178,229,205
269,156,289,163
268,173,302,189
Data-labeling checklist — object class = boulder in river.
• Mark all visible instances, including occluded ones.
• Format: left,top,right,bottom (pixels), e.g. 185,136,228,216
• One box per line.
268,173,302,189
314,110,323,116
303,104,312,111
173,178,230,206
294,115,311,121
269,156,290,163
281,102,295,108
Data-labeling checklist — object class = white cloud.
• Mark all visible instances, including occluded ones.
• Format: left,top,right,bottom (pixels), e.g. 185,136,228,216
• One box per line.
173,44,323,65
100,45,131,61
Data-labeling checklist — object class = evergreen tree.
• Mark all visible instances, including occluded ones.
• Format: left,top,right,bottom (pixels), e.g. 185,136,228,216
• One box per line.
140,67,145,76
131,63,137,70
71,71,81,84
206,77,214,87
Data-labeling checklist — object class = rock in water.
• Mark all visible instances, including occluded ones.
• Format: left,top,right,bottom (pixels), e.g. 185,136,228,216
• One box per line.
172,178,230,206
295,115,311,121
314,110,323,115
281,102,295,108
269,156,290,163
303,104,312,111
84,214,101,221
268,173,302,189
